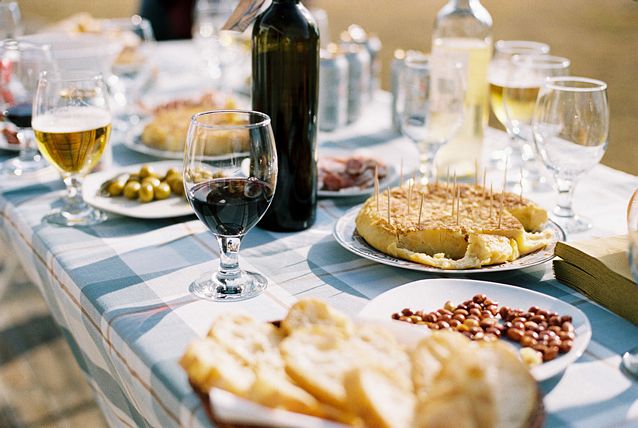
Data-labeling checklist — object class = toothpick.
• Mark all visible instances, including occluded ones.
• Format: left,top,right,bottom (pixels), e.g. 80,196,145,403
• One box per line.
474,159,478,186
418,193,424,226
375,165,379,211
489,184,493,219
498,192,504,229
519,167,524,203
482,169,487,197
446,166,450,191
456,186,461,225
400,159,404,188
434,170,439,189
503,157,509,192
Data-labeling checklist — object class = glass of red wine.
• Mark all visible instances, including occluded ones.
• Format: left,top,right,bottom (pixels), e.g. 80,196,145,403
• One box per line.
0,40,52,176
183,110,277,301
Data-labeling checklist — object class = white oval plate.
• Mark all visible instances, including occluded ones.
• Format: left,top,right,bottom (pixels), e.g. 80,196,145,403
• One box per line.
318,164,398,198
83,161,193,219
358,278,591,381
333,204,564,274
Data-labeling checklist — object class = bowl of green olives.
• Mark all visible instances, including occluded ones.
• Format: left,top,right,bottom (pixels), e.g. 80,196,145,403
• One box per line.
83,161,194,219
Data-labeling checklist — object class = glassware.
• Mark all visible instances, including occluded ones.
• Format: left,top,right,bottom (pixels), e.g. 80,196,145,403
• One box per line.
0,40,53,176
0,2,21,39
397,54,464,182
532,77,608,234
183,110,277,301
431,0,492,177
623,188,638,375
32,71,112,226
101,15,155,127
503,55,570,190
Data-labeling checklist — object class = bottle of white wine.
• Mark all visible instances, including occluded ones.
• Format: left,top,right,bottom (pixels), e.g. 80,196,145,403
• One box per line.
253,0,320,231
431,0,492,177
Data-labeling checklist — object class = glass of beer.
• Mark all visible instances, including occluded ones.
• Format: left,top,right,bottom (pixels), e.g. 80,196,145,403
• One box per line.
32,71,112,226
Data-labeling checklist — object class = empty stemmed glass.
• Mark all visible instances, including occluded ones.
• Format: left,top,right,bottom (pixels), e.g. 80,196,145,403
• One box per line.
623,188,638,375
183,110,277,301
397,54,464,182
32,71,113,226
0,40,53,176
101,15,155,127
532,77,609,234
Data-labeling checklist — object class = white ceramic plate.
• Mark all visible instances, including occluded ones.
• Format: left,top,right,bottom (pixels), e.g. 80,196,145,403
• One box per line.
121,121,248,161
333,204,564,274
358,278,591,381
318,164,398,198
83,161,193,219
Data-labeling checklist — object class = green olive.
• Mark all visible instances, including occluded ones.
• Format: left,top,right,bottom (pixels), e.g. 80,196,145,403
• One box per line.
154,182,171,200
168,175,184,195
123,181,141,199
164,168,180,180
142,177,161,188
126,174,141,184
139,165,155,178
139,182,154,203
107,181,124,197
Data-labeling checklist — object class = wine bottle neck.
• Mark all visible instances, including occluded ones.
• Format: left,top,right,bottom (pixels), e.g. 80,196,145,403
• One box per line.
449,0,481,9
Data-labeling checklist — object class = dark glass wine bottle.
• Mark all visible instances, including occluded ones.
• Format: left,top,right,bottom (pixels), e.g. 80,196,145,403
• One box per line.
252,0,320,231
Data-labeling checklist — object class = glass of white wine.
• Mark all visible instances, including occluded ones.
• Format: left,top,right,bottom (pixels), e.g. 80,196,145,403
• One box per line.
32,71,112,226
532,77,608,234
397,54,464,182
488,40,550,168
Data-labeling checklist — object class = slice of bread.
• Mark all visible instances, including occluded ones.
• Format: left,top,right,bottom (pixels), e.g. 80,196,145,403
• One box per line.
179,339,254,397
344,366,415,428
281,298,354,335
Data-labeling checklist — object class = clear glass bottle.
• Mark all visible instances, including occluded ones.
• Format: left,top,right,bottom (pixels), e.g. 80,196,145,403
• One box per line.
431,0,492,177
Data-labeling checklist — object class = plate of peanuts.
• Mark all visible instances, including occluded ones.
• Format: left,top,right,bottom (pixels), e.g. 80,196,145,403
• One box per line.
358,278,591,381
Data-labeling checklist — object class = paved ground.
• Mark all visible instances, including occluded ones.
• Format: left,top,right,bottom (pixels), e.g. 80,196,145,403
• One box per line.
0,260,107,428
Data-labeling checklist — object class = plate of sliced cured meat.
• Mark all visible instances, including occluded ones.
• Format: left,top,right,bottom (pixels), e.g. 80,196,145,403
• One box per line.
317,156,397,198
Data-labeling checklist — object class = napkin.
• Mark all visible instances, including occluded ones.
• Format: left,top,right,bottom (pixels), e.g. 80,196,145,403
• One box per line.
553,235,638,325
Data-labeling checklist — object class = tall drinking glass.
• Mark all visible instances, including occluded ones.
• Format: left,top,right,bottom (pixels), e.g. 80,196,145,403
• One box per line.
101,15,155,127
503,55,570,190
623,188,638,375
488,40,550,167
0,40,52,175
532,77,608,234
32,72,112,226
184,110,277,301
398,54,464,182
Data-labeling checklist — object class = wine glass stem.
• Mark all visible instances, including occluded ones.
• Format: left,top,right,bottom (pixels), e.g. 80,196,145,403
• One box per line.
554,176,576,218
63,175,88,213
17,129,38,162
216,236,242,290
419,143,442,183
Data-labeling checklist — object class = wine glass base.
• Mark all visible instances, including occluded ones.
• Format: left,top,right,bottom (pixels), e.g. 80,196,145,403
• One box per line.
551,214,592,235
1,156,47,176
189,270,267,302
43,206,107,227
622,348,638,378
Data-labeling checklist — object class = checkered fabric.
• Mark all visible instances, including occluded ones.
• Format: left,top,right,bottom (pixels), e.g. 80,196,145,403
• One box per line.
0,41,637,428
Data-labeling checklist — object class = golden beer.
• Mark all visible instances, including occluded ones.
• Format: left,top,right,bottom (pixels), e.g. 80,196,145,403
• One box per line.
33,107,111,175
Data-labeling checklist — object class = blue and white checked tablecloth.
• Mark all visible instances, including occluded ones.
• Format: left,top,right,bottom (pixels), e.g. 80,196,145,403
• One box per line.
1,41,637,428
